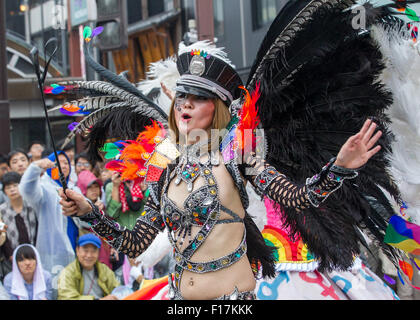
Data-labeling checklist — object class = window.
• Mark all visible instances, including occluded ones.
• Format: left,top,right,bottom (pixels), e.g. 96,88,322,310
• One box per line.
213,0,224,42
252,0,277,30
6,0,25,37
164,0,174,11
127,0,143,25
181,0,195,25
29,0,45,8
148,0,164,17
97,0,120,16
11,118,46,151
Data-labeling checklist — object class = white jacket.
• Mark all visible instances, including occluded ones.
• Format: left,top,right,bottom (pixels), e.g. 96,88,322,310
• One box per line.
19,163,76,285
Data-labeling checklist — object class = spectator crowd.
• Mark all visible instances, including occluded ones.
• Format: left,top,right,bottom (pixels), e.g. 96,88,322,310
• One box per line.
0,142,172,300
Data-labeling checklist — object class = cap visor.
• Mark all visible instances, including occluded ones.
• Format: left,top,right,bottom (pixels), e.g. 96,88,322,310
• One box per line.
80,241,101,249
87,180,103,188
175,85,217,99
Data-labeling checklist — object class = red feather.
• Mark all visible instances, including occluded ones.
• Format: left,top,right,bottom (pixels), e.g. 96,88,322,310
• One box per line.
105,160,126,173
235,83,261,150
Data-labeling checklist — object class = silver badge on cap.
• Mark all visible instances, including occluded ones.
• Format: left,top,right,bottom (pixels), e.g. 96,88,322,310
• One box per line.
189,55,206,76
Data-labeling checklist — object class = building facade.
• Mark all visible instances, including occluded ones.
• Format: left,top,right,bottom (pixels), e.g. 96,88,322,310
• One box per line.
4,0,287,153
184,0,287,82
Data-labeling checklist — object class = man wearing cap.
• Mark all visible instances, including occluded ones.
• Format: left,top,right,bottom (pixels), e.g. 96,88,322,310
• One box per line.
57,234,120,300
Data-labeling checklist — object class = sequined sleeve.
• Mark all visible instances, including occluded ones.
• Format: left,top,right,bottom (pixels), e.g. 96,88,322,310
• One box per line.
79,177,166,258
241,154,358,211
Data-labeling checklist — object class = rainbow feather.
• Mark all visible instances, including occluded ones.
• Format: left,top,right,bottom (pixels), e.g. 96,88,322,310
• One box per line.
384,215,420,255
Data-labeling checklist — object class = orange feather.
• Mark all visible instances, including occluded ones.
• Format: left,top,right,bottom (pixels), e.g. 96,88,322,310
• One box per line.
120,142,146,161
120,161,142,181
138,121,165,144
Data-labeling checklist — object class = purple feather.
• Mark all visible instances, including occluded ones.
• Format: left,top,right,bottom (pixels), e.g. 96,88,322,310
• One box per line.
91,26,104,38
59,108,77,116
68,122,79,131
383,274,396,285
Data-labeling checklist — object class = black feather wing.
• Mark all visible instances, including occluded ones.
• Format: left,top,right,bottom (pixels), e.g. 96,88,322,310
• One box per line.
245,0,416,271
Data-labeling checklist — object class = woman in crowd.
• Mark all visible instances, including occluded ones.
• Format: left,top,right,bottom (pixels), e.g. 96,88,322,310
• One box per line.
74,153,94,178
3,244,53,300
76,169,111,269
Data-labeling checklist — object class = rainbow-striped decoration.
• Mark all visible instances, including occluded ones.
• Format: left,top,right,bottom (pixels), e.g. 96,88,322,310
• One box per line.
190,49,211,59
262,225,315,264
123,276,169,300
384,215,420,255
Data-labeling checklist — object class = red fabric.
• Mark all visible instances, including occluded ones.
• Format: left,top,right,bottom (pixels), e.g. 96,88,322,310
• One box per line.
119,183,129,213
119,181,144,213
131,181,143,200
98,238,112,269
145,165,164,183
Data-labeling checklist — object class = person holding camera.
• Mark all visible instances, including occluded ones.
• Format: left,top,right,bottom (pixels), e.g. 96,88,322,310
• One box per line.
18,151,79,294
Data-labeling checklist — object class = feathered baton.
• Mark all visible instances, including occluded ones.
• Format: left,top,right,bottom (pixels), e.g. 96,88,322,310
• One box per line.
29,38,69,195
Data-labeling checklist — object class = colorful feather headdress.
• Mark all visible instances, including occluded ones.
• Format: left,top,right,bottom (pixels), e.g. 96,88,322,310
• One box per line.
104,120,179,184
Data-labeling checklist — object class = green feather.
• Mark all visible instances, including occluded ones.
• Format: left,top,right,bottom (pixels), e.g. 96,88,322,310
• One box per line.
83,26,92,39
405,8,420,22
101,143,121,159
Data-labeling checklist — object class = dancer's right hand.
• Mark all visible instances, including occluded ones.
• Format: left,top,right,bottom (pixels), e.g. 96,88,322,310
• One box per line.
59,188,92,217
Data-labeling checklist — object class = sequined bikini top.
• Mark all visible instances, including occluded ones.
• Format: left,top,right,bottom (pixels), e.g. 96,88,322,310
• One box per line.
160,142,247,286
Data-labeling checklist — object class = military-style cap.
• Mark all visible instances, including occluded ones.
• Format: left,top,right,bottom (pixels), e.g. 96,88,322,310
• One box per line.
175,48,243,106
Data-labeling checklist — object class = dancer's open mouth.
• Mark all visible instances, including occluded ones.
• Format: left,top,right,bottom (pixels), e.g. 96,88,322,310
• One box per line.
181,113,192,121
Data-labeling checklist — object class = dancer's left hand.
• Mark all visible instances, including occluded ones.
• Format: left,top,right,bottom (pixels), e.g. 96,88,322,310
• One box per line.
335,119,382,169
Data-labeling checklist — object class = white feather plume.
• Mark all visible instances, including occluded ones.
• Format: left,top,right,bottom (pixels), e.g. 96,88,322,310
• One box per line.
246,184,267,231
136,56,179,116
135,229,172,268
372,23,420,224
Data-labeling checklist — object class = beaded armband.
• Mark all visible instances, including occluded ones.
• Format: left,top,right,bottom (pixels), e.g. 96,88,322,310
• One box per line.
305,158,359,208
80,199,126,250
253,166,282,197
137,205,166,231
